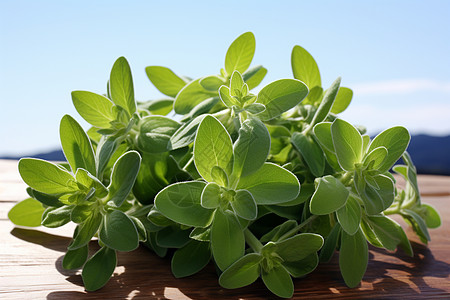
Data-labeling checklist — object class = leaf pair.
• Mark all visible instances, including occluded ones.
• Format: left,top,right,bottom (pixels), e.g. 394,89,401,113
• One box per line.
291,45,353,113
314,119,410,173
73,57,136,131
193,115,300,207
219,233,323,298
173,32,267,115
391,153,441,243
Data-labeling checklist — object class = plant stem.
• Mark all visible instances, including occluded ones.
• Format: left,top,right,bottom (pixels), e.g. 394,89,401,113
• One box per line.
182,156,194,171
302,124,312,136
278,215,319,241
244,228,263,253
340,171,354,186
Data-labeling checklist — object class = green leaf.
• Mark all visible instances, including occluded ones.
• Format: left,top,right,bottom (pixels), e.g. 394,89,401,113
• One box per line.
232,189,257,220
313,122,342,170
261,220,298,243
360,218,383,248
82,247,116,291
331,119,363,171
189,227,211,242
129,215,146,241
244,103,265,114
8,198,45,227
107,151,141,207
366,215,409,252
63,245,88,270
310,175,349,215
267,124,291,155
242,65,267,90
75,168,108,197
283,253,319,278
264,204,302,220
278,183,314,207
155,181,214,227
261,266,294,299
422,204,441,228
42,205,73,228
331,87,353,114
155,226,191,248
219,85,238,107
276,233,324,261
181,97,219,122
230,71,245,97
211,209,245,271
194,115,233,181
219,253,262,289
363,146,388,169
319,223,341,263
210,166,229,187
309,77,341,127
145,232,168,258
402,209,431,242
225,32,256,76
109,56,136,116
362,135,371,154
199,75,225,92
291,132,325,177
71,91,116,128
171,240,211,278
143,99,174,116
18,158,77,194
137,116,180,153
201,182,221,209
402,152,420,196
99,210,139,252
313,122,334,153
145,66,188,97
357,174,395,215
169,115,205,150
291,45,321,89
27,188,63,207
69,214,102,250
174,79,215,114
237,163,300,205
368,126,410,172
396,224,414,257
339,228,368,288
256,79,309,121
95,135,120,179
233,118,270,177
336,195,361,235
60,115,96,175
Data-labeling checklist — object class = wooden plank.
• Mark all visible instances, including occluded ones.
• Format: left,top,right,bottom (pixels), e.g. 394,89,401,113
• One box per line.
1,160,449,299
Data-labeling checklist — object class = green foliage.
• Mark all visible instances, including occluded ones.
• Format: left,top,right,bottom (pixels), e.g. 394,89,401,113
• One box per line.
225,32,256,76
339,229,368,288
8,198,45,227
8,32,440,298
194,115,233,182
310,175,349,215
256,79,308,121
145,66,188,97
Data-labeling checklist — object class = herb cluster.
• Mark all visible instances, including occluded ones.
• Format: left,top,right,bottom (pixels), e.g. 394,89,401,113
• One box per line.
8,32,441,298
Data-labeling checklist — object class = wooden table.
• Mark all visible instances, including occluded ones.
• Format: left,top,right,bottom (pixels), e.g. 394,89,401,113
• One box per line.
1,159,449,299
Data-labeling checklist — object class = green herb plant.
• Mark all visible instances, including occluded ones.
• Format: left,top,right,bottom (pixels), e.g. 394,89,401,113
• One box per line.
8,32,441,298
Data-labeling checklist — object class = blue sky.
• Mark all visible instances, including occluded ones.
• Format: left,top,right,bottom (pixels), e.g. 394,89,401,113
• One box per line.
1,0,449,155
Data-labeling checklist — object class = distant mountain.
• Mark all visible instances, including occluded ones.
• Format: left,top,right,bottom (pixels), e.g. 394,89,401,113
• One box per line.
404,134,450,175
1,149,66,162
1,134,449,175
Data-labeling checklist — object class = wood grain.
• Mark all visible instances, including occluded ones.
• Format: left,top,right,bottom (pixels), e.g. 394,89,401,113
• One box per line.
0,159,449,299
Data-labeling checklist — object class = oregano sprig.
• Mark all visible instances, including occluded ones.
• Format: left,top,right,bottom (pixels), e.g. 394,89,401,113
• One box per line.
8,32,441,298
